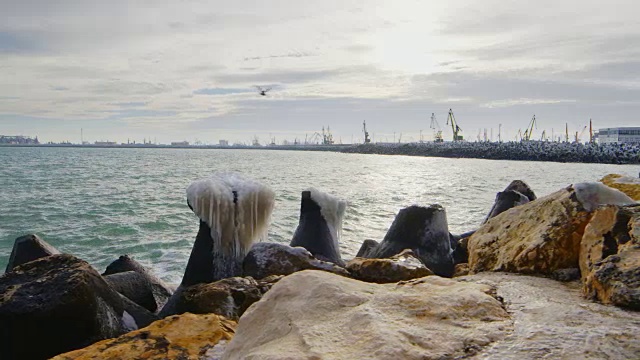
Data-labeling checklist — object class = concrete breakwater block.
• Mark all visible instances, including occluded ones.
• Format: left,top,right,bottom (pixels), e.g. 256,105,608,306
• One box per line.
290,189,347,266
367,204,455,277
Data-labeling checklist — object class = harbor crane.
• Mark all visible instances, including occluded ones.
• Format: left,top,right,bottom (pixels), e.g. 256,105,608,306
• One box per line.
430,113,444,142
522,115,537,141
446,109,463,141
575,125,588,143
363,120,371,144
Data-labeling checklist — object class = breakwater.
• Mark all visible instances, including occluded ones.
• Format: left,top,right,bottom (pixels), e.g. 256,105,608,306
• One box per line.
342,141,640,164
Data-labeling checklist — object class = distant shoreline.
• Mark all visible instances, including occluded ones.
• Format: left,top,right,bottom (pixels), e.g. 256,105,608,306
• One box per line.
2,141,639,165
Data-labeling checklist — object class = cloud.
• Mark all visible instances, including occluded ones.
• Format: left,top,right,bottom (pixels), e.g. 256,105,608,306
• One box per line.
193,87,254,95
1,0,639,143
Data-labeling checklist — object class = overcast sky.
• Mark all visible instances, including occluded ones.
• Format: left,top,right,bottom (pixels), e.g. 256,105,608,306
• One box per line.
1,0,639,144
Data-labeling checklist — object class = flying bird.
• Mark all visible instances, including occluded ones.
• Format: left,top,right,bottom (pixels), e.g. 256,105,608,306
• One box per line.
255,86,271,96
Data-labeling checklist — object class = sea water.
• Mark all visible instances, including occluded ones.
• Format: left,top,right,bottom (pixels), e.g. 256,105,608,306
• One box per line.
0,147,637,283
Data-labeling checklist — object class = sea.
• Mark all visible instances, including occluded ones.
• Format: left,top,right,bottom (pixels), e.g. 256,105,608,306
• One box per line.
0,147,637,284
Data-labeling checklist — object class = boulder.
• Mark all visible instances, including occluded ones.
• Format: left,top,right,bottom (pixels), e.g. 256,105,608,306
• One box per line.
469,185,597,275
290,189,347,266
103,255,173,311
221,270,511,359
242,242,349,279
355,239,379,258
345,249,433,283
482,190,530,224
52,313,236,360
161,277,264,320
119,294,160,330
504,179,537,201
580,204,640,310
5,234,60,272
0,254,126,360
460,272,640,358
600,174,640,201
368,204,454,277
453,263,470,277
104,271,159,313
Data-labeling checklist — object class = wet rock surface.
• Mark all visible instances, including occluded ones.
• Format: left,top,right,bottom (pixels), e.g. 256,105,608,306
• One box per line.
52,313,236,360
462,272,640,359
222,270,511,360
580,204,640,310
468,186,591,275
0,254,126,360
5,234,60,272
345,249,433,283
242,242,349,279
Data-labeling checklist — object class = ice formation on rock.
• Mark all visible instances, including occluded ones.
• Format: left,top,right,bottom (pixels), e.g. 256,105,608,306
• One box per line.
305,188,347,247
574,182,637,212
186,172,275,277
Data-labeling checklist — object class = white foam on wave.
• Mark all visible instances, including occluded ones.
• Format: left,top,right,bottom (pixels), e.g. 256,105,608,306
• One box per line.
574,182,637,212
305,188,347,247
186,172,276,258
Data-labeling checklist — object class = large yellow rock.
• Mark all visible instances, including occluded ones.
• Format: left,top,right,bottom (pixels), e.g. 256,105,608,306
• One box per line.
52,313,236,360
600,174,640,201
580,204,640,310
222,270,510,359
468,186,592,275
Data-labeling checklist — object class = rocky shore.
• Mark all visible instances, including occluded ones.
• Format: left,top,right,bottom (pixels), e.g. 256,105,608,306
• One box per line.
1,173,640,359
343,141,640,164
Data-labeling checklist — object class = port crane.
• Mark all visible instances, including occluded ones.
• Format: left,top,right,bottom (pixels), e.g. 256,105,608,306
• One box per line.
574,125,588,143
430,113,444,142
362,120,371,144
522,115,537,141
446,109,463,141
321,126,334,145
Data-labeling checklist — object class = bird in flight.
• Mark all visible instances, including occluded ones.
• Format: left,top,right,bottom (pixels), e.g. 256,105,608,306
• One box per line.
255,86,271,96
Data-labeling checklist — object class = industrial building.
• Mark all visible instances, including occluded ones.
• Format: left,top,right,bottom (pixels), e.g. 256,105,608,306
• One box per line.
596,127,640,145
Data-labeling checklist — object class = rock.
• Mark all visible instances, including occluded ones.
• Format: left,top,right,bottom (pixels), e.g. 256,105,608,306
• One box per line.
0,254,126,360
103,255,173,311
5,234,60,273
460,272,640,359
482,190,530,224
550,268,581,282
450,233,471,264
161,277,264,320
580,204,640,310
355,239,379,258
242,242,349,279
600,174,640,201
504,179,537,201
453,263,470,277
290,189,347,266
368,204,454,277
52,313,236,360
184,173,275,283
119,294,160,330
345,249,433,283
468,186,593,275
104,271,159,313
221,270,511,359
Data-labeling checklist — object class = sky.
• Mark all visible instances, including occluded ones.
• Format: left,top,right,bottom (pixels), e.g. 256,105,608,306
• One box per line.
1,0,639,144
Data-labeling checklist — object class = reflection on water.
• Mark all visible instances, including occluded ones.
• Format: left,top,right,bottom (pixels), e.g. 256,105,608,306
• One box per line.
0,147,637,283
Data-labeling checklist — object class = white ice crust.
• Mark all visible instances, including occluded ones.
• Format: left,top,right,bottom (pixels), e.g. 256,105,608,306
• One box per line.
186,172,276,258
122,311,138,332
574,182,637,212
306,188,347,248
